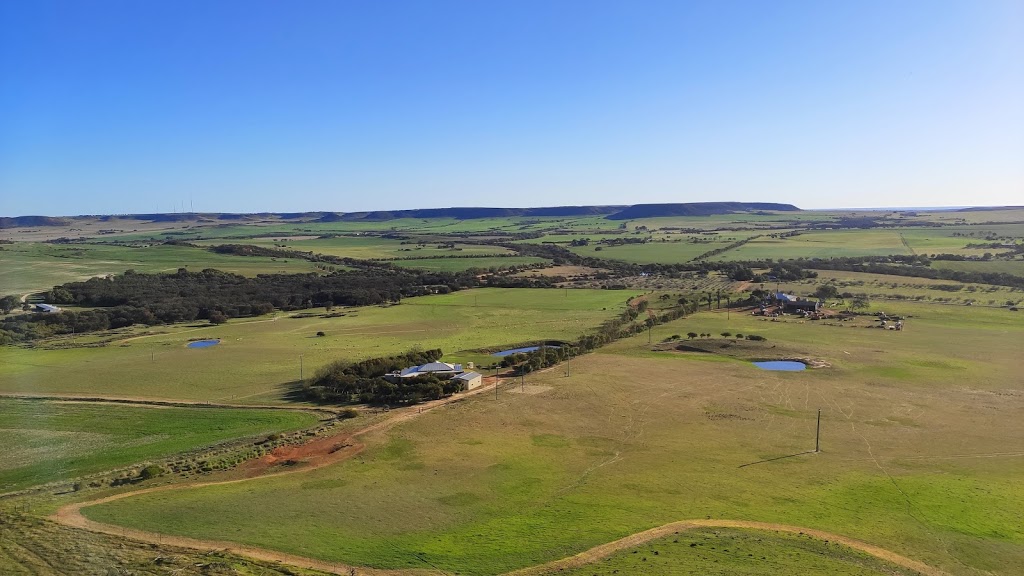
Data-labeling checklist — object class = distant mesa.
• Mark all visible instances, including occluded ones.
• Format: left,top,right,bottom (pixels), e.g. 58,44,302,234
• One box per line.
604,202,800,220
336,205,622,221
955,205,1023,212
316,212,348,222
0,215,72,228
5,202,802,225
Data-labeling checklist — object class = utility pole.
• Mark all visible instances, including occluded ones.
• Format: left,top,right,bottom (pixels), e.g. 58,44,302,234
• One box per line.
815,408,821,452
299,355,304,383
565,355,570,377
494,365,498,400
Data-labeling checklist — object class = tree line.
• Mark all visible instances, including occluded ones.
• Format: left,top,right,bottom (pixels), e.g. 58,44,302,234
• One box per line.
0,267,477,344
498,298,695,375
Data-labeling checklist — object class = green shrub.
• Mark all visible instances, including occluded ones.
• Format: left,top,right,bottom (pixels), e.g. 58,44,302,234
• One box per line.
138,464,165,480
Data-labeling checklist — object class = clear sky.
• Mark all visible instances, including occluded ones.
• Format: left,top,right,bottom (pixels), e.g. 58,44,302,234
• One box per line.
1,1,1021,216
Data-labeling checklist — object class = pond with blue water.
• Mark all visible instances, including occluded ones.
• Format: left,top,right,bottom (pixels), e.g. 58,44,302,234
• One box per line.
753,360,806,371
186,339,221,349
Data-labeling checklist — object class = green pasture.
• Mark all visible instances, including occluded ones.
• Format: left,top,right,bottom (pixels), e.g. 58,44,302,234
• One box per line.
194,235,516,260
930,259,1024,276
0,242,316,297
84,302,1024,575
713,229,915,260
0,288,638,403
554,527,920,576
568,239,737,264
0,399,317,492
705,225,1021,262
897,228,1019,256
511,231,637,245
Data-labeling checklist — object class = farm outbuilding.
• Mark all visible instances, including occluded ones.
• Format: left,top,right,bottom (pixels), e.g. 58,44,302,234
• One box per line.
785,300,821,313
34,304,61,313
452,372,482,390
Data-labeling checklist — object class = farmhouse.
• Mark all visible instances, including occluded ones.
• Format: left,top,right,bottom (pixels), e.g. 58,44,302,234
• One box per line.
772,292,821,313
34,304,61,313
786,299,821,313
392,361,463,379
386,362,483,392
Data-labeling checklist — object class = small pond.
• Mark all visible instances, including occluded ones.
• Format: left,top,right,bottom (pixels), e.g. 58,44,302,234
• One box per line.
186,339,221,349
753,361,806,371
492,345,560,357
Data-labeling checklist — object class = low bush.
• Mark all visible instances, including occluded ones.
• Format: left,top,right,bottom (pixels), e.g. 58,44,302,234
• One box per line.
138,464,165,480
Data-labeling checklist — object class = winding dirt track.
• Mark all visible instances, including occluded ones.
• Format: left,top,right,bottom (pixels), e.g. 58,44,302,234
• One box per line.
50,377,947,576
504,519,947,576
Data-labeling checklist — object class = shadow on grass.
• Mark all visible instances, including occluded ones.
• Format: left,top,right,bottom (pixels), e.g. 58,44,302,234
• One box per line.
738,450,816,468
279,380,330,404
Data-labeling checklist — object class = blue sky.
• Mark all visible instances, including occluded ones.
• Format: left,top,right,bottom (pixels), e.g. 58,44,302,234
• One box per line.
1,0,1021,216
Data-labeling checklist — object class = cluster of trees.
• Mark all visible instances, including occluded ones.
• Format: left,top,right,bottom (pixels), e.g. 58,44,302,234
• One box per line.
303,349,466,405
503,239,1024,294
0,295,20,314
0,266,478,343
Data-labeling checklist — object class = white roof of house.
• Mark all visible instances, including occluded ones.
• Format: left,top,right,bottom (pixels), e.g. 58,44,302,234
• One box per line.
420,361,459,372
453,372,481,381
35,304,61,312
398,362,463,378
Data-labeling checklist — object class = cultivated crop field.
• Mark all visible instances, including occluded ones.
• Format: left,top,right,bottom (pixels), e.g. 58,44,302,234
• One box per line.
0,399,317,493
567,237,739,263
390,255,548,271
81,302,1024,575
194,236,518,260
